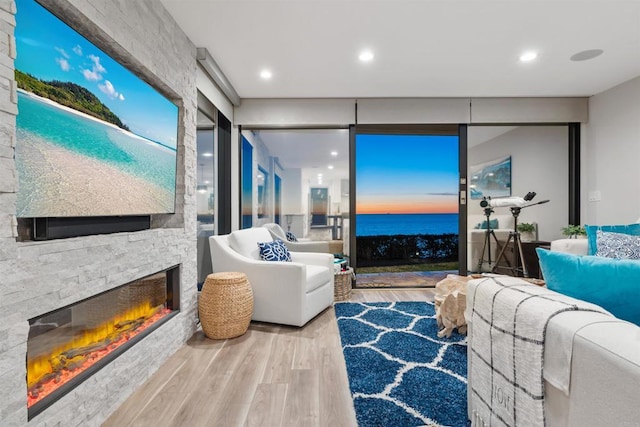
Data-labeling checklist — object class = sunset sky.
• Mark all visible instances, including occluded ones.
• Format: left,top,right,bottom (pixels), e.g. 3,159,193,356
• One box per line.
356,134,459,214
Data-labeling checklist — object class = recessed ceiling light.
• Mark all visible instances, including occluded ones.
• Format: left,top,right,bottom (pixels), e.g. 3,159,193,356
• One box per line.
328,165,334,170
519,51,538,62
260,69,272,79
202,152,213,157
359,50,374,62
330,151,338,157
570,49,604,62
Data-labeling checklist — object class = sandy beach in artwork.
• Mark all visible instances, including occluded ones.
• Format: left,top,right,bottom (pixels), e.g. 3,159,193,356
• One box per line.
16,134,175,217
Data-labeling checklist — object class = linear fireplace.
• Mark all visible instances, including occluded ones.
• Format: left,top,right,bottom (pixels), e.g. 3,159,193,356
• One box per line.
26,266,180,420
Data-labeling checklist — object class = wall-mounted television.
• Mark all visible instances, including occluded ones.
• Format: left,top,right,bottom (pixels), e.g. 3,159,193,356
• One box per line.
14,0,179,220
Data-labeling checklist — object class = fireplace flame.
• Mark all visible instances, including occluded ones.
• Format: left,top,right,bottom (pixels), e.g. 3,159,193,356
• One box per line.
27,301,170,408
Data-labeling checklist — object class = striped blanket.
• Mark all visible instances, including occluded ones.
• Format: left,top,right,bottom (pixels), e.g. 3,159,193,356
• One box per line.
469,276,608,426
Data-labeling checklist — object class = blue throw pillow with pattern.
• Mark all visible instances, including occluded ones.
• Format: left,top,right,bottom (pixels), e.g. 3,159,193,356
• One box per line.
596,230,640,259
285,231,298,242
258,239,292,262
585,223,640,255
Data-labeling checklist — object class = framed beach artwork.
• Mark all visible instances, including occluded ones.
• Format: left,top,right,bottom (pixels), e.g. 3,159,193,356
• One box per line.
469,156,512,200
14,0,179,218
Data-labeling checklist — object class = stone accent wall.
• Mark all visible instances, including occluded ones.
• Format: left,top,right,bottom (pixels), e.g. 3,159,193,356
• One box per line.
0,1,198,425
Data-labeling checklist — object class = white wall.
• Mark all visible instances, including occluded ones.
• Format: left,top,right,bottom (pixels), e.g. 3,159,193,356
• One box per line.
584,75,640,225
468,126,569,241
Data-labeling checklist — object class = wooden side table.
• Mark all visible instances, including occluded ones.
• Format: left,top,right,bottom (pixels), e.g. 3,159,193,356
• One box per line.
494,240,550,279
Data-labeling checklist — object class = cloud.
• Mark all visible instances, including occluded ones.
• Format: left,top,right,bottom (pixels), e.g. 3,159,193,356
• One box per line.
99,80,124,100
88,54,106,74
17,36,39,47
72,45,82,55
81,54,107,82
55,47,70,58
56,57,70,71
82,68,101,81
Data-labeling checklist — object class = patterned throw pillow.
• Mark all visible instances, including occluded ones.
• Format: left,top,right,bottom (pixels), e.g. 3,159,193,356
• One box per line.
595,230,640,260
258,239,292,262
585,223,640,255
285,231,298,242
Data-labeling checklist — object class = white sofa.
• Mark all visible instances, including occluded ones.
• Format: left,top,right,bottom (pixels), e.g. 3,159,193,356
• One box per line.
466,239,640,426
549,237,588,255
209,227,334,327
467,213,514,272
263,222,343,254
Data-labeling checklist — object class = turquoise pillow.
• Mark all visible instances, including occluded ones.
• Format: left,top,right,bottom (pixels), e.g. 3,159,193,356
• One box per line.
475,218,499,230
536,248,640,325
585,223,640,255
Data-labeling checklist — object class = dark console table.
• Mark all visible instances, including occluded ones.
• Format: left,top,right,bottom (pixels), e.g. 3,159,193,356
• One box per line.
493,240,550,279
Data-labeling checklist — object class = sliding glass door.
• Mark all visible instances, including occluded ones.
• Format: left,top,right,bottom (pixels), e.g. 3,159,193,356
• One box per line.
354,130,460,288
466,125,569,277
239,128,350,256
196,109,215,289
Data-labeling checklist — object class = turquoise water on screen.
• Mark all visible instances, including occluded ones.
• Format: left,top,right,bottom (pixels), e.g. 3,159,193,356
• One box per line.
16,91,177,192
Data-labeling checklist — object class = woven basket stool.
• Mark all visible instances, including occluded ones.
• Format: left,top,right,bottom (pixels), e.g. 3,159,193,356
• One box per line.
199,272,254,339
334,267,354,301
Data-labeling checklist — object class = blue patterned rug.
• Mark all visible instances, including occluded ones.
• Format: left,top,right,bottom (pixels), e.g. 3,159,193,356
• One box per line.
334,301,469,427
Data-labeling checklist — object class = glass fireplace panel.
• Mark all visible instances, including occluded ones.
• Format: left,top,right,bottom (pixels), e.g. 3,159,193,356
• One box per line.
27,267,179,418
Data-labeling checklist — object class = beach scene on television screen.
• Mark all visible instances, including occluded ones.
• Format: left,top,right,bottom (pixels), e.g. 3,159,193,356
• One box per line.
14,0,178,218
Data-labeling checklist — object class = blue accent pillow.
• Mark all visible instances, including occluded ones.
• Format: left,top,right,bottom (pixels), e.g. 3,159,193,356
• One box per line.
285,231,298,242
585,223,640,255
474,218,499,230
258,239,292,262
536,248,640,325
596,230,640,259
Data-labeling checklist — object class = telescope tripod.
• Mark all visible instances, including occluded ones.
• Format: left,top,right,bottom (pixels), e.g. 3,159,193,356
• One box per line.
476,207,505,272
491,206,529,278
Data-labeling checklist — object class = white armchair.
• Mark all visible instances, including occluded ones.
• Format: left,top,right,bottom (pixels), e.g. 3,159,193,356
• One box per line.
263,222,336,253
209,227,334,327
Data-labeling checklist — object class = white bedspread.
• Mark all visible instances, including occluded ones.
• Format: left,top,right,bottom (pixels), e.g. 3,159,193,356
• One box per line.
469,276,609,426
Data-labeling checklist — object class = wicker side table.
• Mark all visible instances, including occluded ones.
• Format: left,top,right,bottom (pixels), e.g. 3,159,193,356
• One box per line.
199,272,254,339
334,267,354,301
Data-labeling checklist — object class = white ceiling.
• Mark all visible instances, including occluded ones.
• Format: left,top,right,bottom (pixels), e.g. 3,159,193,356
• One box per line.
253,129,350,180
161,0,640,99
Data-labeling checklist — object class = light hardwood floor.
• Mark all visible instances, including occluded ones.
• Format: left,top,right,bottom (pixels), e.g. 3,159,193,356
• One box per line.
103,289,435,427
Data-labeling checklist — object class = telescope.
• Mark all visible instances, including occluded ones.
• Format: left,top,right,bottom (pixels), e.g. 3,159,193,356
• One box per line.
480,192,548,209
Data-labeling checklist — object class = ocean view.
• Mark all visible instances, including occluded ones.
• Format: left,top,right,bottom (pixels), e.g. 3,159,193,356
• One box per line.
356,213,459,237
16,91,177,217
